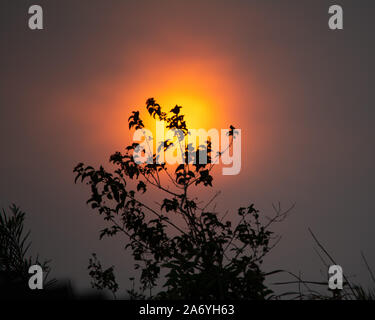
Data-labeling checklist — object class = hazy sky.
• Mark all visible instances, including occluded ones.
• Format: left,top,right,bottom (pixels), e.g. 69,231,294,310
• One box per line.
1,0,375,294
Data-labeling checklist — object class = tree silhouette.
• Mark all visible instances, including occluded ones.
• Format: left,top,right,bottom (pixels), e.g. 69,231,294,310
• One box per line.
74,98,291,299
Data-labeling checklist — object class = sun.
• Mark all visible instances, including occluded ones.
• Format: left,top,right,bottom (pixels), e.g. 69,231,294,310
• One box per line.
110,58,234,151
158,93,213,130
136,58,230,133
141,93,213,150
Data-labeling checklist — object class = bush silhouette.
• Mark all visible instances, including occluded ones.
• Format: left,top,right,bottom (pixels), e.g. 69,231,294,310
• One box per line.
74,98,291,299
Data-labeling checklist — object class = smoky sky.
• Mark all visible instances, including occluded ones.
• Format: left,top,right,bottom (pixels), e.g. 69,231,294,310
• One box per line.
1,0,375,294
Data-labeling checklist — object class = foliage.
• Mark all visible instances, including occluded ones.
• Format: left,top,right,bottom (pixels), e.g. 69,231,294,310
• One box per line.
74,98,290,299
0,204,55,290
88,253,118,299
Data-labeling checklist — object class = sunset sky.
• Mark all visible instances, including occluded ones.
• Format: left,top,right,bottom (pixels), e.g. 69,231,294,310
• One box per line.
1,0,375,293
